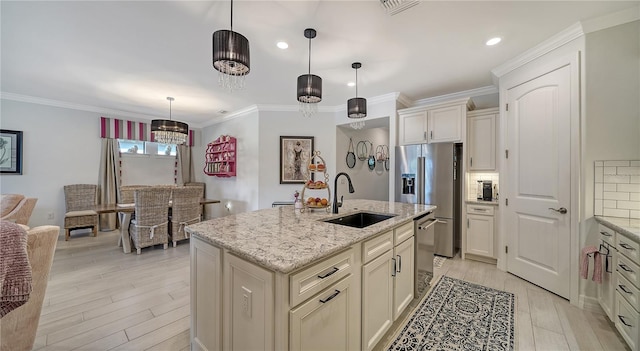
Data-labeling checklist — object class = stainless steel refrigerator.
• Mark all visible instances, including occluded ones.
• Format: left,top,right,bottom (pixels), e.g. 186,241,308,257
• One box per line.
395,143,462,257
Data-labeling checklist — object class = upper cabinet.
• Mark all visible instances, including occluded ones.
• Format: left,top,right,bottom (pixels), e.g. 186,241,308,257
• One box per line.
398,98,474,145
467,108,499,172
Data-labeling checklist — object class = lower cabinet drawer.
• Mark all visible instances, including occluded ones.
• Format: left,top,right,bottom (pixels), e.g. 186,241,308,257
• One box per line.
290,275,359,351
615,291,639,351
617,254,640,290
618,235,640,266
290,249,354,307
617,272,640,313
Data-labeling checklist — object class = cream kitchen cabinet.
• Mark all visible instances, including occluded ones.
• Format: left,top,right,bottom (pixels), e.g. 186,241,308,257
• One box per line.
191,237,223,351
397,98,473,145
598,225,617,321
466,204,495,258
362,222,415,351
616,232,640,351
467,108,498,171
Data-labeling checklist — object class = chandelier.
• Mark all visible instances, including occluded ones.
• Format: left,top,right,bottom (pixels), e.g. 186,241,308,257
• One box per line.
212,0,250,91
348,62,367,130
151,97,189,145
297,28,322,118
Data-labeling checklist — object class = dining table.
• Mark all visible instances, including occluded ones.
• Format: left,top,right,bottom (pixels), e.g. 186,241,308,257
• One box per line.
93,198,221,253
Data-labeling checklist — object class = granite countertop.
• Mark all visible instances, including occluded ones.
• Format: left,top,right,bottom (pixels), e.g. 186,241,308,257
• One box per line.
186,199,436,274
595,216,640,241
465,199,500,206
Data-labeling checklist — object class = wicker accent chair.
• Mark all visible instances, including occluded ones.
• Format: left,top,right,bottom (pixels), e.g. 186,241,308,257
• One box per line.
185,182,206,217
63,184,99,241
170,187,202,247
118,185,151,204
1,224,59,351
1,194,37,226
129,188,171,254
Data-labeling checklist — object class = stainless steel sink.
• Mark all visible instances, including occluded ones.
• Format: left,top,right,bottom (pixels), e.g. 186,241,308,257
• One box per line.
322,212,397,229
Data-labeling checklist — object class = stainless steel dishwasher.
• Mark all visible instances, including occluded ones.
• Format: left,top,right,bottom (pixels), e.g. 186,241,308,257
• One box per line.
414,211,437,296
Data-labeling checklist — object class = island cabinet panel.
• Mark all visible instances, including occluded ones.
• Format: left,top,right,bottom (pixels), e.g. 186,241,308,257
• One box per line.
190,237,222,351
393,236,414,320
289,275,359,351
223,253,275,351
362,249,394,351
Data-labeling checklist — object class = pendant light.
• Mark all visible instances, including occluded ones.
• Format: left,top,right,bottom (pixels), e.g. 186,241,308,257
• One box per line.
212,0,250,91
151,97,189,145
297,28,322,118
348,62,367,129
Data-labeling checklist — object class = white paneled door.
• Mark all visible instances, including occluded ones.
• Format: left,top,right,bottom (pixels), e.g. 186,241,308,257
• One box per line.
505,64,571,299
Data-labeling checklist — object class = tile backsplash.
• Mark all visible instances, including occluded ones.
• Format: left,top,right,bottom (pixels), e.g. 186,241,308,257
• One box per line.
467,173,499,200
594,160,640,219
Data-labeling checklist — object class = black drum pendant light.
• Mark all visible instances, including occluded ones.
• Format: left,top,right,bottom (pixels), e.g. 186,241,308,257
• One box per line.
348,62,367,130
152,97,189,145
297,28,322,118
212,0,250,91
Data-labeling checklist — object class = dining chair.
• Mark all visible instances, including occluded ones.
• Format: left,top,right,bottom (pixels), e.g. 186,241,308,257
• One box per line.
185,182,206,217
63,184,99,241
129,187,171,254
170,187,202,247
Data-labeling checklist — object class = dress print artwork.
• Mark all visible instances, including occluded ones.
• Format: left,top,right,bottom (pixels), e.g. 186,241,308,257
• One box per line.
280,136,314,184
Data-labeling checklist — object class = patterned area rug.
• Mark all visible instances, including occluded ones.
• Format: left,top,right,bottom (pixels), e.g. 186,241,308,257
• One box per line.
387,276,515,351
417,270,433,297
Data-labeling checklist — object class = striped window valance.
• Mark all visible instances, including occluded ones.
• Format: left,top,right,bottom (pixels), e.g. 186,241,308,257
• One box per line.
100,117,150,141
100,117,194,146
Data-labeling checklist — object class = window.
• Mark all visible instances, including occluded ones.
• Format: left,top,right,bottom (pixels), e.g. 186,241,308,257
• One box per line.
118,140,177,156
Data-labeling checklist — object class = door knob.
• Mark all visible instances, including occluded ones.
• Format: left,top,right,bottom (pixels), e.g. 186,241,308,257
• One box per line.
548,207,568,214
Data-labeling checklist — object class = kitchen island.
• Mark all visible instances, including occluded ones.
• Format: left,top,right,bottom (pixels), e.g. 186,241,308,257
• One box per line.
185,199,435,351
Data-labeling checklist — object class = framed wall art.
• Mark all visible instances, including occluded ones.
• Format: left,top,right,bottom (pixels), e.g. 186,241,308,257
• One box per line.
0,129,23,175
280,136,314,184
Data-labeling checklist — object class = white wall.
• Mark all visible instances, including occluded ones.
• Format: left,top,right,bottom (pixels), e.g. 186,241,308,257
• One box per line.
580,20,640,298
0,99,184,227
335,123,390,202
258,110,336,210
201,110,260,218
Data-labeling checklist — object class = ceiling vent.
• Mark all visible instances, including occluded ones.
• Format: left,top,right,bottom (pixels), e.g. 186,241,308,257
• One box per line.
380,0,419,16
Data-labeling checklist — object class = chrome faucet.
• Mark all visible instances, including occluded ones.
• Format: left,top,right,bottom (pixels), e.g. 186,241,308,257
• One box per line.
333,172,355,214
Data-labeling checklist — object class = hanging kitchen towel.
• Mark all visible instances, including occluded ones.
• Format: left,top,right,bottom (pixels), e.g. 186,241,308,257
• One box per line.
580,245,602,284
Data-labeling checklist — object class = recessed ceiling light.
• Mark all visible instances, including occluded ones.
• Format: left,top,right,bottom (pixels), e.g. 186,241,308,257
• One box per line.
347,82,355,87
486,37,502,46
277,41,288,49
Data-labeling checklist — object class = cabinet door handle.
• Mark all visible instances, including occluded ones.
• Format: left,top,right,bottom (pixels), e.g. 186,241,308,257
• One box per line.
470,157,473,167
600,231,612,237
619,264,634,273
467,218,469,228
619,284,633,294
430,131,433,140
319,289,341,304
423,131,427,140
618,315,633,327
620,243,636,251
397,255,402,273
391,258,397,277
317,267,339,279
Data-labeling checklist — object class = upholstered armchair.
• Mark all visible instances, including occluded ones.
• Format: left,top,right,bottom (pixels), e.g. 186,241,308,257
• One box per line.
63,184,99,241
0,194,37,226
1,224,59,351
170,187,202,247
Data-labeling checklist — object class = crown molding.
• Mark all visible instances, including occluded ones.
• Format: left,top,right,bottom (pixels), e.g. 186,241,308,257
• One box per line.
491,22,584,81
203,105,259,127
581,6,639,34
412,85,496,108
0,91,168,123
396,93,413,108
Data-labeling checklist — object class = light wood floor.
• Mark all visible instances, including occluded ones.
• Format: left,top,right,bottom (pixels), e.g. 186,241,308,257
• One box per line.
34,230,628,350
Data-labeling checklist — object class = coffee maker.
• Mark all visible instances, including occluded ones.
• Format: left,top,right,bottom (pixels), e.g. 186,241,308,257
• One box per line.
482,181,493,201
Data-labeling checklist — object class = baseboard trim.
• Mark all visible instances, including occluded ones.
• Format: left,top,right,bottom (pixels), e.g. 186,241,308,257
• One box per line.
579,294,606,315
464,253,498,265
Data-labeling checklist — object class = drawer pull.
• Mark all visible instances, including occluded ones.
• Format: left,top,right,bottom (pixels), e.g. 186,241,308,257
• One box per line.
600,231,612,237
319,289,341,304
618,315,633,327
619,284,633,294
397,255,402,273
473,208,488,212
317,267,339,279
620,243,636,251
391,258,397,277
619,264,634,273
